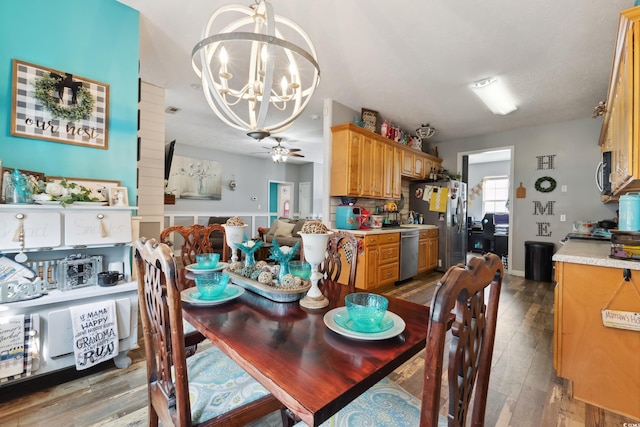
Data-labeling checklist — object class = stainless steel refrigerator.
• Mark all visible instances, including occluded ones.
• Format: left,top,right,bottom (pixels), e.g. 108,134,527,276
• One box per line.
409,180,467,272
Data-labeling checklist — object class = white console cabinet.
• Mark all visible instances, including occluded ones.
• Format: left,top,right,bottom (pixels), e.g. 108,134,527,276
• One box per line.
0,204,139,387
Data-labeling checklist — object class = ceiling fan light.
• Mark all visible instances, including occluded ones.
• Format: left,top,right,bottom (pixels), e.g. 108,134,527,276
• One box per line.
469,77,517,115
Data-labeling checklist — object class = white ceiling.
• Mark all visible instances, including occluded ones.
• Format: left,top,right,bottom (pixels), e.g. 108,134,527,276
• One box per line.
118,0,632,164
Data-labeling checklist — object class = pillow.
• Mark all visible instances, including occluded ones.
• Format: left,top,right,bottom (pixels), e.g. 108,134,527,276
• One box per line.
291,219,306,237
266,220,280,236
274,221,296,237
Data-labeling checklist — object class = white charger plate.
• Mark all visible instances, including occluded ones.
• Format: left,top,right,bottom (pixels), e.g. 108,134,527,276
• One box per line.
323,307,405,341
180,284,244,306
185,262,229,273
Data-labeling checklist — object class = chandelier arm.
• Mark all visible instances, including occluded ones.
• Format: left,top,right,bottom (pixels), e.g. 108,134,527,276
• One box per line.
192,32,320,76
255,0,276,131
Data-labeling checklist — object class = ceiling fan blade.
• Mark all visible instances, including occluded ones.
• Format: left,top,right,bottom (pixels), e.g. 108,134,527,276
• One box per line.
288,148,302,152
289,153,305,157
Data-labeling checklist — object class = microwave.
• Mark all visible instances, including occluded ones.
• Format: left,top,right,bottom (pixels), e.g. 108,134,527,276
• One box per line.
599,151,612,196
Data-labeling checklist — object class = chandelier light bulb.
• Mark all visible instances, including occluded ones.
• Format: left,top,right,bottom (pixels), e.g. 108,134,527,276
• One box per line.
192,0,320,139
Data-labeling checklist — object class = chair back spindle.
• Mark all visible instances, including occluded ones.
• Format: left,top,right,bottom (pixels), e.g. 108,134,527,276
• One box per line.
321,231,358,293
421,253,503,426
160,224,228,267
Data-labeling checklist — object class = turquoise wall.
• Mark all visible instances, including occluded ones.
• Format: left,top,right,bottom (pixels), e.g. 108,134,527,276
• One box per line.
0,0,139,199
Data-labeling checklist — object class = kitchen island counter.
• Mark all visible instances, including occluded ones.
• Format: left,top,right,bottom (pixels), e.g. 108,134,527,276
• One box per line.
553,239,640,269
553,239,640,420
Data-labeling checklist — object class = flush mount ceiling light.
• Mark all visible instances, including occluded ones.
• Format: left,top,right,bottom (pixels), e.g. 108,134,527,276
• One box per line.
192,0,320,141
469,78,517,115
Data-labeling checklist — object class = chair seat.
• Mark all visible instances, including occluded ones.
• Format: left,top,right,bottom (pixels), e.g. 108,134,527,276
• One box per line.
188,344,273,424
183,319,197,335
293,377,447,427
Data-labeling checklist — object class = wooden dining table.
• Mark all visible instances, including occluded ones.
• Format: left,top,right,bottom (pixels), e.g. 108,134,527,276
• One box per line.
181,276,431,426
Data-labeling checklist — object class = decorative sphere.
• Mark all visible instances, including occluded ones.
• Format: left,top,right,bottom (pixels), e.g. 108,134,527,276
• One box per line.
258,271,272,284
255,260,268,269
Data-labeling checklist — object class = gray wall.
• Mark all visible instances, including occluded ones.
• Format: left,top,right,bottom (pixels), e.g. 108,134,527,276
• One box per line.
468,160,510,221
165,143,316,228
436,117,616,274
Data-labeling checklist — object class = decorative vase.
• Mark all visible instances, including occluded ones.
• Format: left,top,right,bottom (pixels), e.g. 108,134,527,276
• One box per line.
278,260,290,283
245,251,256,267
298,232,330,309
223,224,247,263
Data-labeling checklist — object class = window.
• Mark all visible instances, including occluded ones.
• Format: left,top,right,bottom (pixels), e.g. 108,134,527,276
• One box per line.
483,176,509,214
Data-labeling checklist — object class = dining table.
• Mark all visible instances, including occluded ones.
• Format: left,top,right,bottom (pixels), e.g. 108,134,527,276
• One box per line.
181,274,431,427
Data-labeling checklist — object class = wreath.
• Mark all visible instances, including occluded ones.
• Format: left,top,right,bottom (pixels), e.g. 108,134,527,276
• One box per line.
33,74,95,122
535,176,557,193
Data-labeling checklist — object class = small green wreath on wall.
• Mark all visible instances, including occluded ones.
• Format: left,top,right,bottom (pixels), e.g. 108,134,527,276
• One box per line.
535,176,557,193
33,73,95,122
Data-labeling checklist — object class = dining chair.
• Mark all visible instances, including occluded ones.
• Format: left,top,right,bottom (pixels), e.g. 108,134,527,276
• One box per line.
296,253,503,427
321,231,358,293
133,237,287,427
160,223,228,354
160,223,228,267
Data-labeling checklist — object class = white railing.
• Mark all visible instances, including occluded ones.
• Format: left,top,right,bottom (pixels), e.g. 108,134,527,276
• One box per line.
163,211,277,237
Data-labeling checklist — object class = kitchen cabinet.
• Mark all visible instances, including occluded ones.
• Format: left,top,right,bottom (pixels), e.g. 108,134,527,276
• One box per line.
401,151,429,180
418,228,438,273
331,123,440,198
554,260,640,419
350,232,400,290
0,204,139,387
599,7,640,197
382,144,402,199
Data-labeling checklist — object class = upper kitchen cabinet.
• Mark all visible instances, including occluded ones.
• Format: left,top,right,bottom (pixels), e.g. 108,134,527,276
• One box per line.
331,123,440,198
599,7,640,198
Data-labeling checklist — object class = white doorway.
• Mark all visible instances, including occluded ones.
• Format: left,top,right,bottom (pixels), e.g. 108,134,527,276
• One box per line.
268,180,295,221
299,182,311,219
458,146,514,271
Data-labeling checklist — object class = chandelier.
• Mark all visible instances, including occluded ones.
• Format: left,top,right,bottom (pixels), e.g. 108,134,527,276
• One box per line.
192,0,321,141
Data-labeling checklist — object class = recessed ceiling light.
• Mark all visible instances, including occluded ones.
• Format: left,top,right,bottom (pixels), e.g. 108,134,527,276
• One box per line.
469,77,517,115
190,83,202,90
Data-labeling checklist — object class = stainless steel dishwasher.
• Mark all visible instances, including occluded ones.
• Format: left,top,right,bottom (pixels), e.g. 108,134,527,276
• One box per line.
399,229,419,281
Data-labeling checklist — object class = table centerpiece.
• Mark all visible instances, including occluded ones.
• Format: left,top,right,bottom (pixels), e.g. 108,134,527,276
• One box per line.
222,216,248,262
297,220,331,309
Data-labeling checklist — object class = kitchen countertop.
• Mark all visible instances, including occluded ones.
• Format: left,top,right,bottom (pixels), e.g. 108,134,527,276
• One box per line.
333,224,437,236
553,239,640,270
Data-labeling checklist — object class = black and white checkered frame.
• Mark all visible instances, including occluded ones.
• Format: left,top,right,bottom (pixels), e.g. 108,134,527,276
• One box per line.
10,59,109,149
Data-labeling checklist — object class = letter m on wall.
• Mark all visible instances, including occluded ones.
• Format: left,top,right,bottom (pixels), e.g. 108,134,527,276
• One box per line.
533,201,555,216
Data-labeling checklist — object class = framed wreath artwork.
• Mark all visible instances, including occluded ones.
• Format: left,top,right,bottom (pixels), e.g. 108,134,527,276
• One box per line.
10,59,109,149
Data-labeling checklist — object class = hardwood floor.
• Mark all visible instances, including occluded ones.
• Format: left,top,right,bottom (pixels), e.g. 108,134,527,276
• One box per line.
1,270,637,426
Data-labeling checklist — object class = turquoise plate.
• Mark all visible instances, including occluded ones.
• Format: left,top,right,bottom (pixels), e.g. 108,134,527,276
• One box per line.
333,310,394,333
185,262,229,273
180,284,244,306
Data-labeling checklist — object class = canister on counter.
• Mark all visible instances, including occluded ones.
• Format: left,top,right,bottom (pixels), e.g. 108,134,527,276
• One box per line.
618,193,640,231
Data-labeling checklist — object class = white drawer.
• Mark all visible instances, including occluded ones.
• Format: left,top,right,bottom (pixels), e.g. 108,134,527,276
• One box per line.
0,212,61,250
64,212,132,246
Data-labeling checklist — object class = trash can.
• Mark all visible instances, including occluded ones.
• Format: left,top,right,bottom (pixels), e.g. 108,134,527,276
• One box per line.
524,241,555,282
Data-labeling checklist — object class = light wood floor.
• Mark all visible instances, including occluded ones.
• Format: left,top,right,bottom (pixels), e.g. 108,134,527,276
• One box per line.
1,270,637,426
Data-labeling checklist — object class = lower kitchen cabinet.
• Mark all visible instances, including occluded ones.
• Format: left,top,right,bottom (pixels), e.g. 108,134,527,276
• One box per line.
554,261,640,419
418,229,438,273
350,232,400,290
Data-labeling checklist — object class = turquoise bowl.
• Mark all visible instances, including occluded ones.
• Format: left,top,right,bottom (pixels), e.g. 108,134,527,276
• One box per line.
194,271,229,299
344,293,388,332
196,253,220,269
289,260,311,280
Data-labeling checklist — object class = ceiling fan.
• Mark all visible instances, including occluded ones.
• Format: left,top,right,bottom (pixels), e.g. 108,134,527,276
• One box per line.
251,137,305,163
